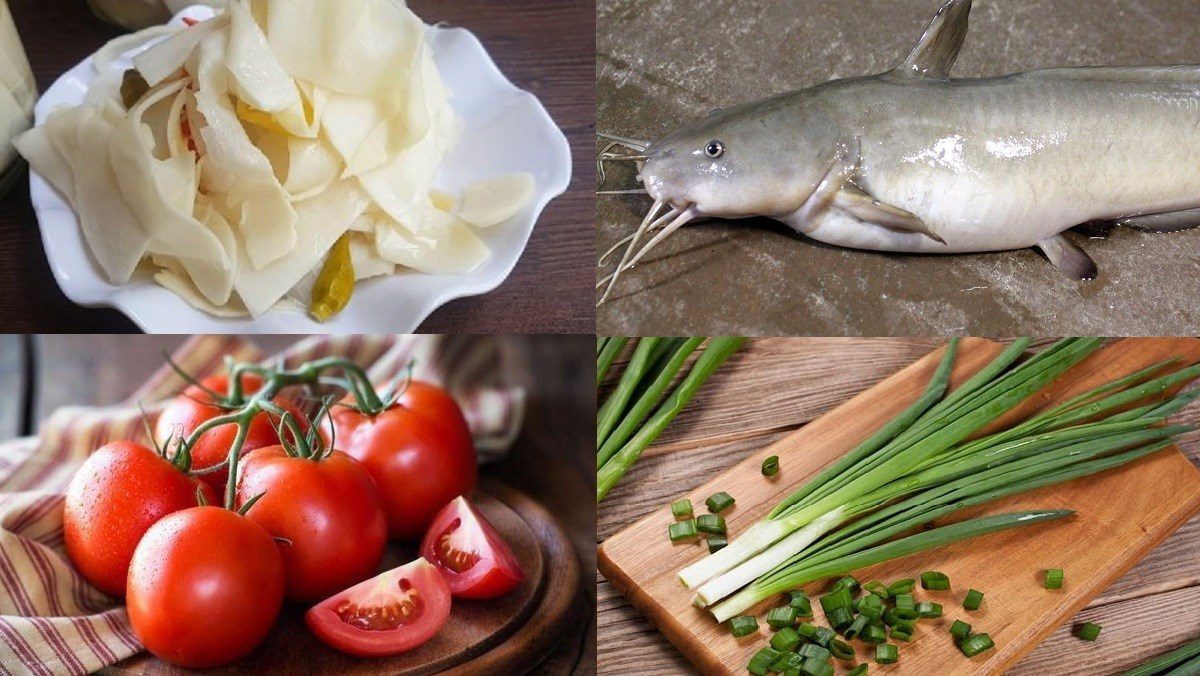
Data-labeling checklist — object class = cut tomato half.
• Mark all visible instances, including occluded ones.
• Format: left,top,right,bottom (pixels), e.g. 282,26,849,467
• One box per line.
420,496,523,600
305,558,450,657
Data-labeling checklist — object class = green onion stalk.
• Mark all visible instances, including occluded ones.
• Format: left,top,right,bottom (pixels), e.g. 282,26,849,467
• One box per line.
675,338,1200,623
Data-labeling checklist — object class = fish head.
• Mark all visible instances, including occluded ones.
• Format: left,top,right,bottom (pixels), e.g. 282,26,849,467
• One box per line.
641,94,842,219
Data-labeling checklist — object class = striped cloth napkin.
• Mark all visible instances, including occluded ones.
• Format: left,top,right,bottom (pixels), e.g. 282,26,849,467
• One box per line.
0,335,526,675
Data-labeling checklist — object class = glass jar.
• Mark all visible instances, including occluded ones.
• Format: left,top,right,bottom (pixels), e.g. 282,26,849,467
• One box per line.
0,0,34,193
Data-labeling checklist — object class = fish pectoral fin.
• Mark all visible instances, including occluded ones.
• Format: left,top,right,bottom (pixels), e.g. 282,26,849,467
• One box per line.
1037,234,1098,280
894,0,973,79
1119,208,1200,233
833,185,946,244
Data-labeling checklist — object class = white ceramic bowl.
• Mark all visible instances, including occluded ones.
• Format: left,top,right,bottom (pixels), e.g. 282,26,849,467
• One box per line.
27,6,572,333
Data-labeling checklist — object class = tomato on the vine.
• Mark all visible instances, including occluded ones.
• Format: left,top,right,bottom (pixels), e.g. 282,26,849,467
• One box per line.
305,557,451,657
326,381,477,540
63,441,215,598
155,372,305,493
420,496,523,599
237,446,388,602
126,506,285,669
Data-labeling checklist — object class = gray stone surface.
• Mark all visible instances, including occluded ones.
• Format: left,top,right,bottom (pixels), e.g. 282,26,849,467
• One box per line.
596,0,1200,335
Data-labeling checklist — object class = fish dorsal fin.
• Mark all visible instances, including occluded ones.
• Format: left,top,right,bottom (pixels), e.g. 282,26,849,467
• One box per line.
895,0,973,79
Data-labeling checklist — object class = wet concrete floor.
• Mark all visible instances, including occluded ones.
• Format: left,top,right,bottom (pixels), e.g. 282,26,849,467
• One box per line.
596,0,1200,335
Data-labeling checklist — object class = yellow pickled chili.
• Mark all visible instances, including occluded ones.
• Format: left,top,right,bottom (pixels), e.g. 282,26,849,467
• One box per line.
310,234,355,322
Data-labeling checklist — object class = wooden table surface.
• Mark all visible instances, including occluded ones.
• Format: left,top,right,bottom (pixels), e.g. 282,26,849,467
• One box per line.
596,338,1200,675
0,334,596,675
1,0,595,333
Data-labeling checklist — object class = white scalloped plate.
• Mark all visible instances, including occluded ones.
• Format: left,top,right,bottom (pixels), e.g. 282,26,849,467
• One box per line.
27,6,572,333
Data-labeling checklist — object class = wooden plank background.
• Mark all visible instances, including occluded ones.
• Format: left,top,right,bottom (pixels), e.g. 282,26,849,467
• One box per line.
597,338,1200,675
0,335,595,675
0,0,595,333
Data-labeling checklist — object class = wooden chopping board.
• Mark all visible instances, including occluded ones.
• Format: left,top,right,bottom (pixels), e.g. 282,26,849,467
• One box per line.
598,337,1200,675
108,480,581,675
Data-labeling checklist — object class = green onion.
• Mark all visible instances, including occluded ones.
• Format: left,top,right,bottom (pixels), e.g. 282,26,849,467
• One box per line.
1045,568,1064,590
887,579,916,596
844,615,869,640
670,499,693,518
861,623,887,644
801,657,833,676
959,633,995,657
875,644,899,664
834,576,861,596
762,455,780,477
696,514,726,535
950,620,971,641
771,626,803,652
963,589,984,611
864,580,890,598
705,491,736,513
796,623,818,640
917,601,943,618
766,606,799,629
707,536,728,554
848,665,867,676
789,591,813,616
858,593,885,620
596,337,628,385
668,520,697,542
599,338,744,501
812,626,836,646
891,626,914,642
770,651,803,672
826,607,854,631
820,586,853,613
729,615,759,637
829,639,855,660
797,644,831,661
597,338,662,448
921,571,951,590
894,593,915,612
1074,622,1102,641
747,647,780,675
1125,636,1200,676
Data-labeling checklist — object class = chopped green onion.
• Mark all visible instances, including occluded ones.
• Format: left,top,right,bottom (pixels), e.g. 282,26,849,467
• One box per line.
1045,568,1064,590
798,644,831,661
812,626,836,646
820,586,853,612
801,657,833,676
796,623,818,640
858,593,885,620
894,593,915,611
770,650,803,672
729,615,758,637
668,520,697,542
963,589,984,611
921,571,951,590
766,606,799,629
707,536,728,554
950,620,971,641
861,623,887,644
847,665,867,676
875,644,899,664
762,455,780,477
959,633,995,657
887,579,916,596
891,626,914,642
1125,637,1200,676
864,580,890,598
826,607,854,631
670,498,693,518
834,576,862,596
829,639,855,660
747,647,781,675
696,514,727,535
1074,622,1102,641
844,615,869,640
789,591,813,616
705,491,736,513
771,626,803,652
917,601,943,618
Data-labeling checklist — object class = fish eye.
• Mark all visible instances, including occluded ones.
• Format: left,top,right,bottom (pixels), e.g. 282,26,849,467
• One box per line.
705,140,724,158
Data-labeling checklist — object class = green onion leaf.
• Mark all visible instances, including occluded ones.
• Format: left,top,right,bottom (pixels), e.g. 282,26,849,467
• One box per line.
729,615,758,637
829,639,855,660
770,650,804,672
921,571,951,590
959,633,995,657
798,643,831,661
864,580,890,598
668,520,697,542
1074,622,1102,641
917,601,943,618
771,626,803,652
696,514,727,535
763,455,780,477
834,576,861,596
1045,568,1064,590
847,665,868,676
859,593,885,620
766,606,799,629
950,619,971,641
887,579,916,596
826,607,854,631
789,591,813,616
670,498,693,518
875,644,899,664
963,589,984,611
844,615,869,640
707,536,728,554
747,647,781,675
861,623,888,644
812,626,836,646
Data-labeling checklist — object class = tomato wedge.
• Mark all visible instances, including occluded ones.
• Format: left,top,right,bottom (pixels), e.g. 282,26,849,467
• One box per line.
420,496,523,599
305,558,451,657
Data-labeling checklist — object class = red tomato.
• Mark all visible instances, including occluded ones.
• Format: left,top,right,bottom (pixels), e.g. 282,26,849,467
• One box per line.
127,506,285,669
326,381,477,540
155,372,305,494
305,557,450,657
420,496,523,599
237,446,388,602
63,441,215,598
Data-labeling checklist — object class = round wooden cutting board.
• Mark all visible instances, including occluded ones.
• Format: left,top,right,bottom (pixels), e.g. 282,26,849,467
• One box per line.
107,480,581,675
